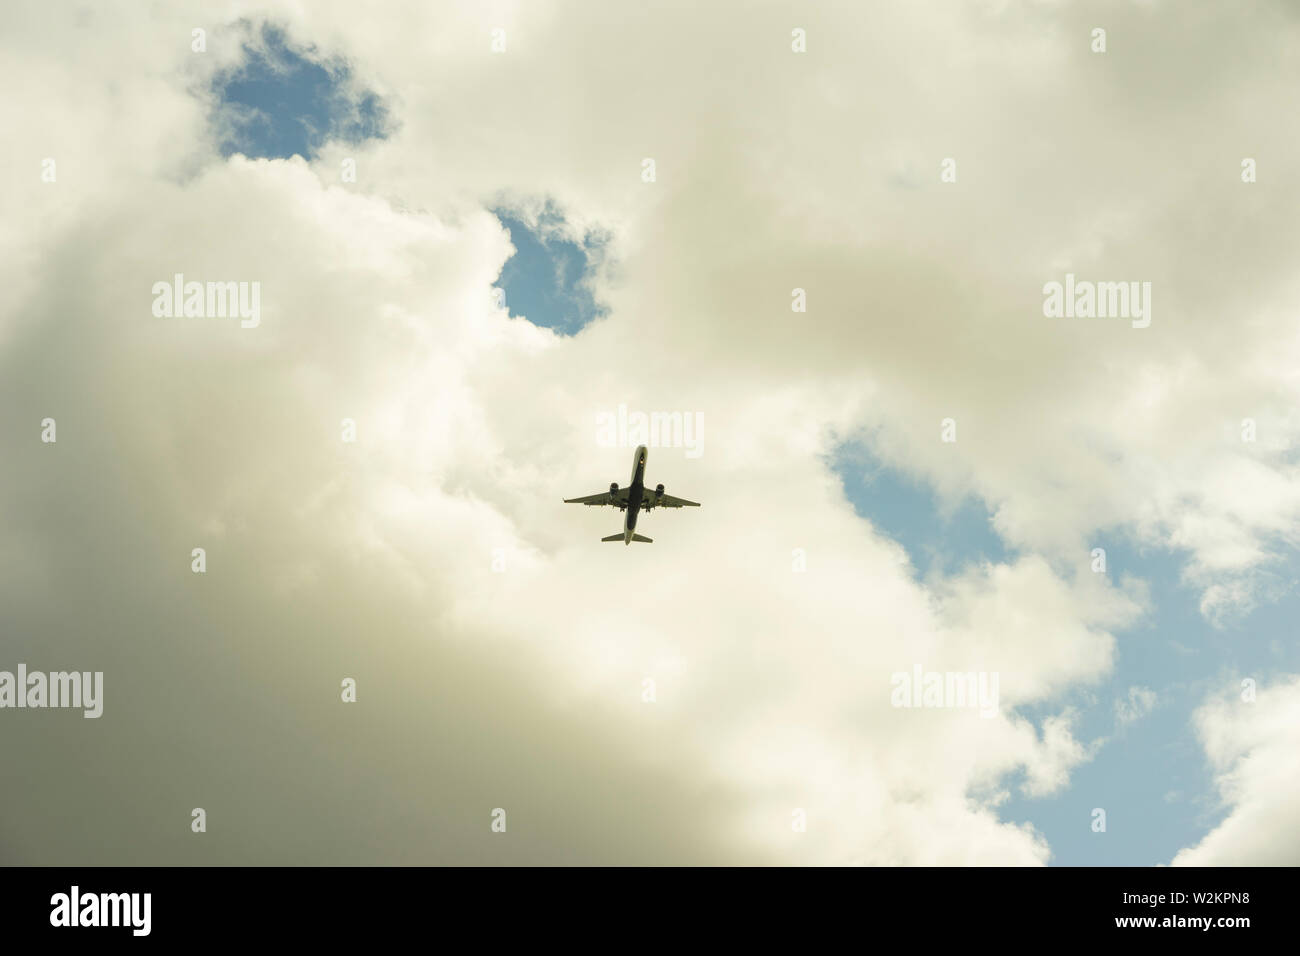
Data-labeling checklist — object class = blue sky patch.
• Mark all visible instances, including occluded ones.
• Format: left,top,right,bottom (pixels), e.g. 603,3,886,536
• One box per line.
492,203,608,336
212,22,390,160
831,440,1009,577
832,439,1300,864
1000,537,1300,864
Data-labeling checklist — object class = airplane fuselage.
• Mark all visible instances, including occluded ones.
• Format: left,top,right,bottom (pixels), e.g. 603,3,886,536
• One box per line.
621,445,648,544
564,443,696,543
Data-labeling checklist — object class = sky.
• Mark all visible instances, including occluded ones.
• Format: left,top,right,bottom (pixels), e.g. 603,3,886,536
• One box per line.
1,0,1299,866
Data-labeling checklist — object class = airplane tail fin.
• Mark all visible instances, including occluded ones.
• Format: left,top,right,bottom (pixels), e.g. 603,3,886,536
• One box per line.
601,533,624,542
630,534,652,543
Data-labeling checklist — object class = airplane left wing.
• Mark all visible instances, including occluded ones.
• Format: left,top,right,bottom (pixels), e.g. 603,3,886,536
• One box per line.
564,488,628,506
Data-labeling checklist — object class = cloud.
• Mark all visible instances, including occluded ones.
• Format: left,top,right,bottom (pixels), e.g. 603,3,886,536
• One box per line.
2,0,1298,865
1171,677,1300,866
1115,686,1157,729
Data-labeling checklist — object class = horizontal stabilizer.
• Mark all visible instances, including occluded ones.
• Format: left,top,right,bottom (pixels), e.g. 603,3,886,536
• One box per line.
601,533,624,542
630,533,652,543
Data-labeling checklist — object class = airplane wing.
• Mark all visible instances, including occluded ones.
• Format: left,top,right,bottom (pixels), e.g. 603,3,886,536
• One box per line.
564,488,629,506
645,491,700,508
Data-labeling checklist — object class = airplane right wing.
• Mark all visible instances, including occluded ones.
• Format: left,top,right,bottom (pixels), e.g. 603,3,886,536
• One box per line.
652,493,700,508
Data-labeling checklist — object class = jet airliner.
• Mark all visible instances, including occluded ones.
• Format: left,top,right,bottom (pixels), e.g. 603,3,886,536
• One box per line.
564,445,700,544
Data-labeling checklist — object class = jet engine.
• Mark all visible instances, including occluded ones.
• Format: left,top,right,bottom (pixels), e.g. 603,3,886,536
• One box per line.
655,483,665,498
610,482,619,494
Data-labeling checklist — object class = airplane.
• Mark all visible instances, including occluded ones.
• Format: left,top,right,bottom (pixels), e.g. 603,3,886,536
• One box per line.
564,445,700,544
